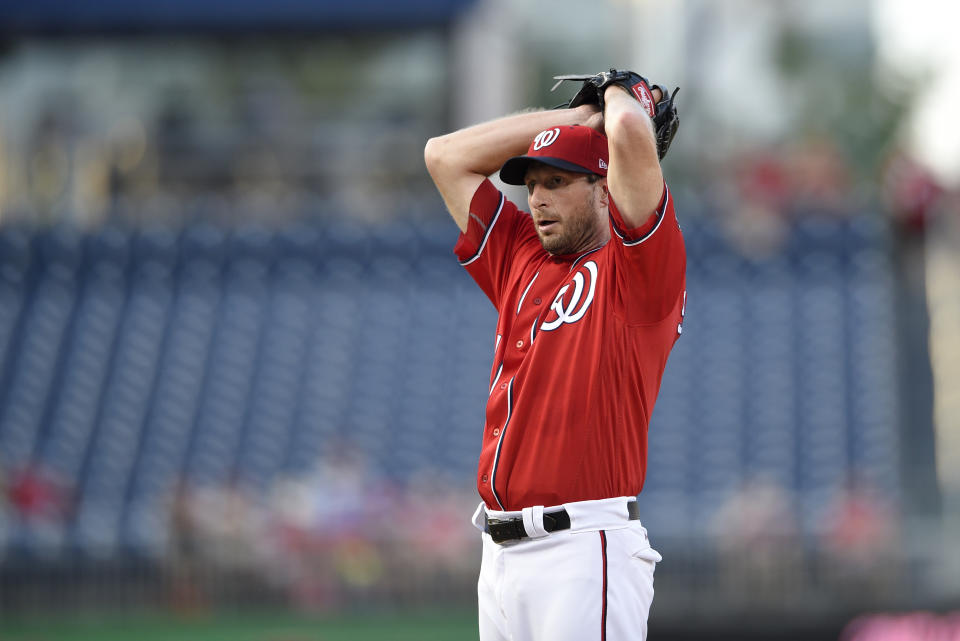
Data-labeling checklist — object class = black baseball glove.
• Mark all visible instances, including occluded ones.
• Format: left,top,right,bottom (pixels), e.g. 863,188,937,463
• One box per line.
552,69,680,160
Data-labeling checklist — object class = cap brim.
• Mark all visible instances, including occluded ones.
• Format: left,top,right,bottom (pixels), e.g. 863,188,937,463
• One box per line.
498,156,595,186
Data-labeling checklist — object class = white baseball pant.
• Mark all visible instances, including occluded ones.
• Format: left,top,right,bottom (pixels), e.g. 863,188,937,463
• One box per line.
472,497,662,641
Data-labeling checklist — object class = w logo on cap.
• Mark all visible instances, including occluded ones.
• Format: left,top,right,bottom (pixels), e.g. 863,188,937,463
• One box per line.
532,128,561,151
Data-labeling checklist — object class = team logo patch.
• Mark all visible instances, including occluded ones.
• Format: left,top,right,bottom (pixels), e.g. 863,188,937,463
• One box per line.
631,82,655,118
541,261,597,332
532,128,561,151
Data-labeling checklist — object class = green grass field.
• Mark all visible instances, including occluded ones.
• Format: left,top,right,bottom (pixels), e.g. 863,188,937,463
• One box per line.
0,610,477,641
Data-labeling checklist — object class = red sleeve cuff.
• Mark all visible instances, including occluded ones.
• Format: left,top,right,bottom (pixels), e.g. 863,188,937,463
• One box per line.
454,179,505,263
609,183,669,243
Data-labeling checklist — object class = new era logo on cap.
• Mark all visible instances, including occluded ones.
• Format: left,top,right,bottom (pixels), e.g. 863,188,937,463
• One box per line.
498,125,610,186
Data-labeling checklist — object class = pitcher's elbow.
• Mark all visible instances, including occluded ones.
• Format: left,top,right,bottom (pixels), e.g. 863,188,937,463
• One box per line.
605,109,652,142
424,135,447,175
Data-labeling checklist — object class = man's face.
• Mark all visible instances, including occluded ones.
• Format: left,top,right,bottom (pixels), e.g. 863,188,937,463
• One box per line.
524,164,608,256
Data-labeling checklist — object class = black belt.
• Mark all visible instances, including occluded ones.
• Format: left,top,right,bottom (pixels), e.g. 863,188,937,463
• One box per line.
484,501,641,544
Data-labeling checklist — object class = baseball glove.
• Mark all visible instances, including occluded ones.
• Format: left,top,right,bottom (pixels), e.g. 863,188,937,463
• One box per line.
552,69,680,160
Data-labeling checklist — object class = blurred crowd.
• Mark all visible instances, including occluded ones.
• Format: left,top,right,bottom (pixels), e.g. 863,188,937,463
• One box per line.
711,476,902,603
0,38,445,229
5,101,956,272
0,455,476,610
0,455,907,611
162,449,479,612
1,40,956,250
693,135,955,260
704,136,857,258
1,97,436,229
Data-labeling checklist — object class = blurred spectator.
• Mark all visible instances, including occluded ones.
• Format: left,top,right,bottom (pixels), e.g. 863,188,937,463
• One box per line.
164,476,275,610
820,478,901,596
785,135,854,217
5,464,69,525
736,148,792,211
192,478,271,574
880,147,944,519
720,147,792,258
715,137,859,257
881,148,944,237
0,464,8,550
393,471,477,568
712,478,802,598
25,107,75,221
165,480,207,613
822,480,898,557
263,447,392,611
164,448,481,612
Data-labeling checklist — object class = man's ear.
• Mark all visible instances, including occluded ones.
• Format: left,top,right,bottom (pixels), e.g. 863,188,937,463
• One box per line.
598,180,610,206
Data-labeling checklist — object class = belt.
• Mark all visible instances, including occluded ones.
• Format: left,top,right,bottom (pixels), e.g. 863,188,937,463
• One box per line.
484,501,640,544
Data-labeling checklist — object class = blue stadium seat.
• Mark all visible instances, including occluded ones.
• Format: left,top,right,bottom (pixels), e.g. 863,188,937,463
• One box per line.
0,261,77,469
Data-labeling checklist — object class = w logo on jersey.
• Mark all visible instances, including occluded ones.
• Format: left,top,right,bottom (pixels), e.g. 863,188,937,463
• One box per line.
541,261,597,331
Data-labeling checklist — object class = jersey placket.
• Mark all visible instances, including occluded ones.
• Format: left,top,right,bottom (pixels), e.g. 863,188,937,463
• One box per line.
483,262,565,509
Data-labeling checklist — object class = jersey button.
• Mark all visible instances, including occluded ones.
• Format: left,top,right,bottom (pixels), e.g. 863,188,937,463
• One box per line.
481,474,488,483
515,339,524,349
499,382,507,390
534,297,542,305
493,428,500,436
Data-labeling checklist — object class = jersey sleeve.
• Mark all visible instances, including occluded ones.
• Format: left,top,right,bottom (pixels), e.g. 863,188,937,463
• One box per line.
453,179,539,309
607,183,687,324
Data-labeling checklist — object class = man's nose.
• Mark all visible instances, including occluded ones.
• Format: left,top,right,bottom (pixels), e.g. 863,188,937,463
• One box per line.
530,184,550,206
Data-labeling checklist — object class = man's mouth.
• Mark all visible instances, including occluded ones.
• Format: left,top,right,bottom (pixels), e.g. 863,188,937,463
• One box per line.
537,219,558,232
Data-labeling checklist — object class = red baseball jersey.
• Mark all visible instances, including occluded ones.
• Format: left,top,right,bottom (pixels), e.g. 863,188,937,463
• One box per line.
454,178,686,511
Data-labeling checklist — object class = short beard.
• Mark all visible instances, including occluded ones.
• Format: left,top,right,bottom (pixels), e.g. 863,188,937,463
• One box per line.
537,194,604,256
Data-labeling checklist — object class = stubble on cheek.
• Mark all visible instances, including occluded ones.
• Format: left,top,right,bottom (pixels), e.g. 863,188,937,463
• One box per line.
537,198,600,255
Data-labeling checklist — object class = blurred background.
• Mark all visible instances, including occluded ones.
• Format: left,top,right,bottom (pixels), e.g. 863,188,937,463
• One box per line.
0,0,958,639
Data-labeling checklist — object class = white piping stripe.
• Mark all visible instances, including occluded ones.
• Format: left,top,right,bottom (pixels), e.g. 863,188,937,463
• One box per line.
489,378,514,510
612,185,671,247
530,311,540,345
516,271,540,316
489,362,504,396
460,193,506,266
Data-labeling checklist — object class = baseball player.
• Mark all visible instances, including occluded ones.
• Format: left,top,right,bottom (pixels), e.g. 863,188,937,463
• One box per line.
423,70,685,641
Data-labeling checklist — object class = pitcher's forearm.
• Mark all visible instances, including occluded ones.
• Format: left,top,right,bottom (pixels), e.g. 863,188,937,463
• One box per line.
424,105,599,230
602,86,665,226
